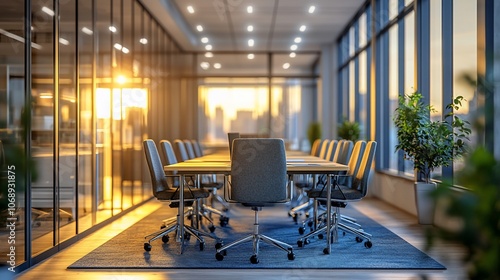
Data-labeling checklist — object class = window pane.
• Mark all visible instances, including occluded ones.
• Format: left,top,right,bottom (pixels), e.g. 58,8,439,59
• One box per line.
388,24,399,171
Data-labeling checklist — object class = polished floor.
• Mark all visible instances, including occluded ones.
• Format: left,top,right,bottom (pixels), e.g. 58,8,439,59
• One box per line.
16,197,467,280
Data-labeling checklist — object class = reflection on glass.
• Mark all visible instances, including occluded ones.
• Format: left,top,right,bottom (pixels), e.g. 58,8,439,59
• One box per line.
359,51,367,139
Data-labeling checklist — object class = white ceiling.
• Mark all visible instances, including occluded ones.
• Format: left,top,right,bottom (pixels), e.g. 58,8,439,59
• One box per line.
144,0,364,53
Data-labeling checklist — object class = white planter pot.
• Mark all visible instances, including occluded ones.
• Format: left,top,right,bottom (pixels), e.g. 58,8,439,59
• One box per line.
414,181,437,225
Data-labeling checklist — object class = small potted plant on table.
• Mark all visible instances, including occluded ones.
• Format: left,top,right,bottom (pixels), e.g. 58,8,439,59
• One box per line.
393,92,471,224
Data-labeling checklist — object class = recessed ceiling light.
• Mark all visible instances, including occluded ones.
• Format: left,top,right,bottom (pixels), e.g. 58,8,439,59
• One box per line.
187,6,195,14
139,38,148,44
196,25,203,32
114,43,123,50
247,6,253,13
294,37,302,43
59,38,69,45
121,47,129,54
290,44,297,51
213,63,221,69
308,6,316,13
248,39,254,47
300,25,306,32
283,63,290,69
82,27,93,35
109,26,117,33
201,37,209,43
247,53,255,59
205,44,212,50
289,52,296,58
200,62,210,70
247,25,254,32
42,6,55,16
205,52,213,58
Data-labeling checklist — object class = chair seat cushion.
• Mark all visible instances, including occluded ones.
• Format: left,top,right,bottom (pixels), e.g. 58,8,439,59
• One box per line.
155,188,210,200
307,185,363,201
200,181,224,189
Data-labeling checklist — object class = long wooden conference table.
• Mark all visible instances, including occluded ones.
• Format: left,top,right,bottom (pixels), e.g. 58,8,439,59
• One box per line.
164,150,349,254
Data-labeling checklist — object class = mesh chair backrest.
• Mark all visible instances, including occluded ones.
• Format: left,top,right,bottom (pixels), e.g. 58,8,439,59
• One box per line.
183,140,196,159
352,141,377,196
337,140,353,165
325,140,338,161
318,139,331,159
332,140,345,162
191,140,204,157
174,139,190,162
231,138,288,204
315,139,329,157
310,139,321,156
143,139,169,195
227,132,240,157
348,140,366,176
160,140,178,165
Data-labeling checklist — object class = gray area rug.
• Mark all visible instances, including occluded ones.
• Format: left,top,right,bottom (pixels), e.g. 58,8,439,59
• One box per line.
68,203,445,270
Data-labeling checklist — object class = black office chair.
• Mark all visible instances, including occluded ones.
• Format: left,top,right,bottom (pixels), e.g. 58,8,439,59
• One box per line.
298,141,377,253
215,138,295,264
142,139,221,252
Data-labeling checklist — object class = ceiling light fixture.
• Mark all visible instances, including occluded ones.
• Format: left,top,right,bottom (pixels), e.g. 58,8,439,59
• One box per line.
289,52,296,58
299,25,306,32
283,63,290,69
201,37,209,43
247,53,255,59
200,62,210,70
213,63,221,69
205,44,213,50
82,27,93,35
248,39,254,47
0,28,42,49
290,44,297,51
122,47,129,54
139,38,148,44
205,52,214,58
59,38,69,45
42,6,55,16
247,25,254,32
294,37,302,43
114,43,123,50
109,26,117,33
196,25,203,32
247,6,253,13
308,6,316,13
187,6,195,14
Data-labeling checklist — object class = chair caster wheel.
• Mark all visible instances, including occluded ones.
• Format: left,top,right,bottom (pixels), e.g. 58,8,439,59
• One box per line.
215,252,224,261
304,238,310,245
292,214,298,223
356,236,363,243
144,243,152,251
318,233,324,239
298,226,305,235
297,240,304,247
161,235,169,243
199,242,205,251
250,255,259,264
323,247,330,255
307,221,313,227
222,208,229,212
215,242,223,249
209,225,216,233
364,241,373,248
287,251,295,260
184,233,191,240
219,216,229,227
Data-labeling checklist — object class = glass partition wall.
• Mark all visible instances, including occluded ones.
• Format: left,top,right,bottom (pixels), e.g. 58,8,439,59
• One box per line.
0,0,192,271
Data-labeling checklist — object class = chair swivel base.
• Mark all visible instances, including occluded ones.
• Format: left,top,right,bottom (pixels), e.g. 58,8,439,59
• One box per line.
143,214,222,253
214,210,295,264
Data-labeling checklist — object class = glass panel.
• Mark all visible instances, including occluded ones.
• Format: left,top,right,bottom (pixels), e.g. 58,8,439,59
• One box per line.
389,0,399,21
388,24,398,171
404,11,417,174
198,78,270,142
359,12,367,48
349,61,355,121
0,0,26,267
59,0,77,243
78,0,94,233
453,0,477,178
359,50,368,139
95,0,113,223
272,53,319,76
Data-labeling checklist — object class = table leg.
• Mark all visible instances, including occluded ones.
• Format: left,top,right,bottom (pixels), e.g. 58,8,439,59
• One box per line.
177,174,185,253
325,174,332,254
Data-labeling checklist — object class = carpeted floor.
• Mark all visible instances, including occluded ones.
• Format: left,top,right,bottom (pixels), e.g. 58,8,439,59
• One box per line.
68,203,445,270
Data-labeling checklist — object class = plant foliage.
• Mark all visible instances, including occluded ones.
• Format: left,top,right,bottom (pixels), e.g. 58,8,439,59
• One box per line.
307,122,321,151
337,118,360,142
393,92,471,182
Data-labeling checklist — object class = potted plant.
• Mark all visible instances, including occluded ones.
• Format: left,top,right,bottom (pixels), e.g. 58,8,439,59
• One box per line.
337,118,360,141
393,92,471,224
307,122,321,152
